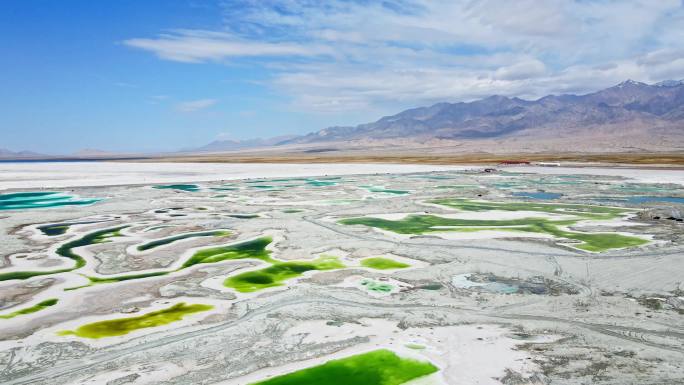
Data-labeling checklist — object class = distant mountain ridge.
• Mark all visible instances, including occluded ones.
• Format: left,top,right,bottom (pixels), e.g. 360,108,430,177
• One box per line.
8,79,682,158
281,80,684,147
0,148,46,159
194,135,299,152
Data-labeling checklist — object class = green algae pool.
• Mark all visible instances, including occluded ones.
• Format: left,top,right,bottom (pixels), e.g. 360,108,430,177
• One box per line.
0,192,100,211
227,214,260,219
70,270,172,290
361,257,409,270
87,236,343,293
37,220,109,236
340,199,648,252
136,230,230,251
361,279,394,293
0,225,128,282
249,349,437,385
58,302,213,338
361,186,410,195
182,236,275,268
225,255,345,292
431,198,628,220
0,299,58,319
56,225,128,267
306,179,337,187
68,237,274,290
37,223,70,236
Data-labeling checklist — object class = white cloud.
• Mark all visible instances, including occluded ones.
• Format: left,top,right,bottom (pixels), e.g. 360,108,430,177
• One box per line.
124,30,329,63
175,98,217,113
126,1,684,112
494,60,547,81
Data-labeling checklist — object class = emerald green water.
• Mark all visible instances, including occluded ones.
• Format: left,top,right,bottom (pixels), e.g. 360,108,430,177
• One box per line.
361,186,409,195
58,302,212,338
71,271,171,290
72,236,268,288
137,230,230,251
37,220,107,236
154,184,200,192
244,177,339,188
249,349,438,385
361,279,394,293
0,192,100,211
340,199,648,252
306,179,337,187
431,198,628,220
37,224,70,236
361,257,409,270
56,226,127,267
182,237,275,268
0,299,58,319
225,256,345,292
0,226,128,282
65,236,275,290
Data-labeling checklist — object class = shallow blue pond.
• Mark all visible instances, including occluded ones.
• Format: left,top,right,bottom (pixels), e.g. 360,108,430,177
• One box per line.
511,191,562,200
0,192,101,210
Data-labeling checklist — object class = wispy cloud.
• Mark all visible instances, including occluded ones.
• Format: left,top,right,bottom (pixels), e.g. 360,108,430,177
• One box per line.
175,98,217,112
125,0,684,112
124,30,330,63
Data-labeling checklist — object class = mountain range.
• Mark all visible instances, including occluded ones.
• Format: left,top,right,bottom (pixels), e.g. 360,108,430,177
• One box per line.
194,135,299,152
278,79,684,151
0,148,46,159
196,79,684,154
3,80,684,159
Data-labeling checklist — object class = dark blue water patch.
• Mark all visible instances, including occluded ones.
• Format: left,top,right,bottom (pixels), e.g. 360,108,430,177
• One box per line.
512,191,563,200
0,192,101,210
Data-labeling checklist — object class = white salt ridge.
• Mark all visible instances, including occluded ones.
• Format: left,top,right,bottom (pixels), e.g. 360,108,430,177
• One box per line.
0,162,470,190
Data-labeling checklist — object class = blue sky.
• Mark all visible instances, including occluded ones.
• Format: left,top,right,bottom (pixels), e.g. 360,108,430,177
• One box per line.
2,0,684,154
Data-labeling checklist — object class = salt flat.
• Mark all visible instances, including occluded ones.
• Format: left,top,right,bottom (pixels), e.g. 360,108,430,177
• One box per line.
1,164,683,385
0,162,470,190
506,165,684,185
